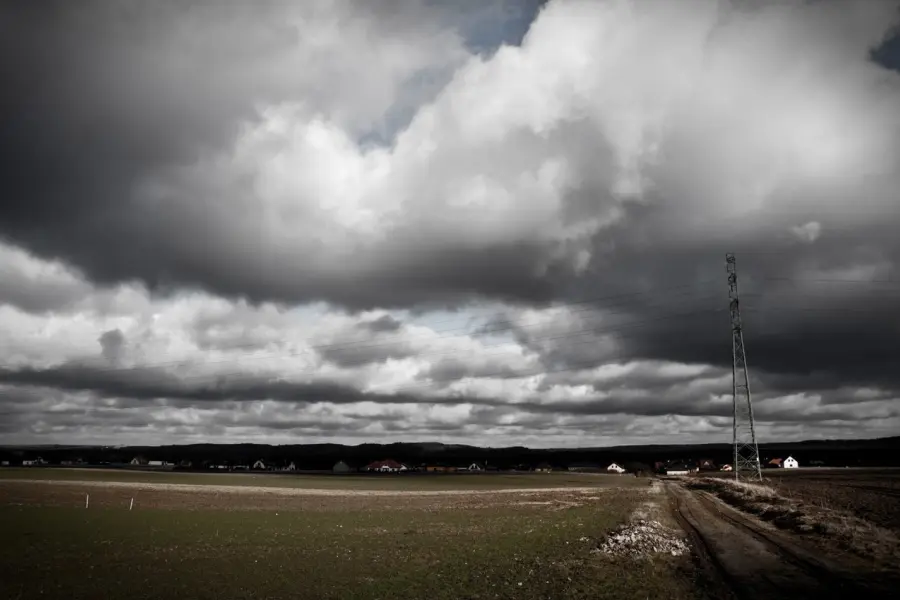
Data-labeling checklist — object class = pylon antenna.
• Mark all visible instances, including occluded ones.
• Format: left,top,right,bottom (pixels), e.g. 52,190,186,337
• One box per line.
726,253,762,481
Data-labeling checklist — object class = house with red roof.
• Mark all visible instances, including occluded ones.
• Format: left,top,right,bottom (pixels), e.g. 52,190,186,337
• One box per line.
365,459,407,473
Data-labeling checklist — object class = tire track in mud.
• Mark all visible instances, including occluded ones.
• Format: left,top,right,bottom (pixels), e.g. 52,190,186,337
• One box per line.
666,483,896,600
668,487,740,600
691,491,881,598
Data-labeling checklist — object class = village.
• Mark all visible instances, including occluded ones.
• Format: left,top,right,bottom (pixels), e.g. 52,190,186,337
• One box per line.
5,455,803,474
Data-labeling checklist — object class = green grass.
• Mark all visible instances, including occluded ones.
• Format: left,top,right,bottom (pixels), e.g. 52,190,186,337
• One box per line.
0,467,640,491
0,495,701,600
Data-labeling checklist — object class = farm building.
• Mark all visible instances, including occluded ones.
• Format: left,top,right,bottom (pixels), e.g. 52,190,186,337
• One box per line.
365,459,406,472
467,463,484,471
698,459,717,471
720,464,733,472
534,462,553,472
664,462,697,476
767,458,783,468
252,460,266,470
783,456,799,468
130,456,148,466
282,462,296,472
606,463,626,474
147,460,167,467
567,462,601,472
332,461,352,474
425,465,453,472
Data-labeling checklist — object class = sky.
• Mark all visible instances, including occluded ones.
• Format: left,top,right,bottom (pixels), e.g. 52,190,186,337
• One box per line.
1,0,899,448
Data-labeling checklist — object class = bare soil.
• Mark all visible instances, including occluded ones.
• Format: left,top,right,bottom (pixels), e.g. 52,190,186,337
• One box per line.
763,469,900,532
667,482,900,600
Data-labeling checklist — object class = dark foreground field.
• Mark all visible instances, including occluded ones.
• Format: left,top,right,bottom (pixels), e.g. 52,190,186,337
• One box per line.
0,471,699,600
759,468,900,531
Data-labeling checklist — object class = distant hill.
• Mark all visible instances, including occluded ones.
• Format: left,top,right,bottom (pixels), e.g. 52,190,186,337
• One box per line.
1,436,898,468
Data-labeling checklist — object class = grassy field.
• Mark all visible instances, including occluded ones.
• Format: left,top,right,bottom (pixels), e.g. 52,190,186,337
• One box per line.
0,467,636,490
0,474,701,600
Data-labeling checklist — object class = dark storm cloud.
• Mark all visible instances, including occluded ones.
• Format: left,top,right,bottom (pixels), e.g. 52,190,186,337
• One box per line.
0,365,492,407
359,314,403,333
318,343,417,368
0,0,474,308
2,359,882,426
2,0,900,446
420,356,526,383
98,329,126,364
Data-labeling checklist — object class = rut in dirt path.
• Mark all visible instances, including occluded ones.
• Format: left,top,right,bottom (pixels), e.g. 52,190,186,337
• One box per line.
666,482,897,600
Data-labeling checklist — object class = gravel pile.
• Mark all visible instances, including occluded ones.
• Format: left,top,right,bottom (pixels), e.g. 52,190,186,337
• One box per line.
595,519,689,558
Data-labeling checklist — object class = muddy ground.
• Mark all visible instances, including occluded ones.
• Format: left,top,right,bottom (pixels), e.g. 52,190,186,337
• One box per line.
762,469,900,531
667,482,900,600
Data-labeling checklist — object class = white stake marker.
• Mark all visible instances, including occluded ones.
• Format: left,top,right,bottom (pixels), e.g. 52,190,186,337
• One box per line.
85,494,89,509
129,497,134,511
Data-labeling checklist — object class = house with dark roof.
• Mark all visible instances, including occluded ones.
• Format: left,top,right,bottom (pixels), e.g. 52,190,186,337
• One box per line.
333,461,353,474
698,458,717,471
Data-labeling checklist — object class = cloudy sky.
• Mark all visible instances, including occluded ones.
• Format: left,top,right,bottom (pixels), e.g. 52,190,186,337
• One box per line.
1,0,899,448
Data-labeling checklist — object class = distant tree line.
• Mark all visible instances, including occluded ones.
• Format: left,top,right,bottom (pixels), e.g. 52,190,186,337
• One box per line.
1,437,898,470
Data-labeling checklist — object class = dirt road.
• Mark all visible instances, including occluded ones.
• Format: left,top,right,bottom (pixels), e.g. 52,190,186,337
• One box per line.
666,482,899,600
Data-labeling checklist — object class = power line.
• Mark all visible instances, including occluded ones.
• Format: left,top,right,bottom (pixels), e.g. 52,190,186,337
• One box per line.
21,284,724,378
135,310,728,401
759,277,900,286
4,274,897,381
83,305,728,386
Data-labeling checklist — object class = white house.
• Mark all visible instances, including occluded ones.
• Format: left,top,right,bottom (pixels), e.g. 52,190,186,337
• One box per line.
606,462,626,474
252,460,266,470
783,456,799,469
467,463,484,472
147,460,166,467
282,462,296,472
22,460,35,466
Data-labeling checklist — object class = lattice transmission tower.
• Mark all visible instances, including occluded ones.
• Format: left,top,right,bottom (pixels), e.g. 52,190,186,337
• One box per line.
726,253,762,481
